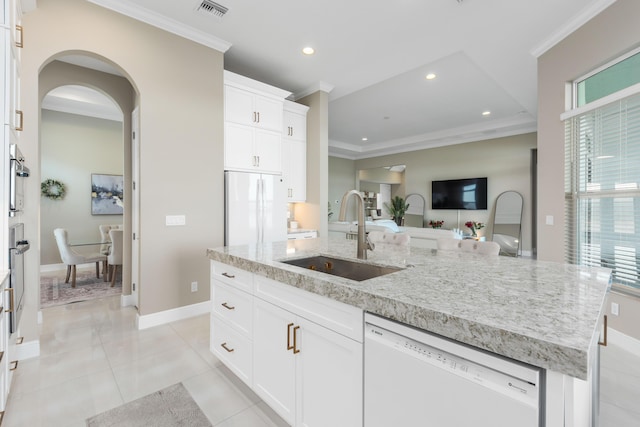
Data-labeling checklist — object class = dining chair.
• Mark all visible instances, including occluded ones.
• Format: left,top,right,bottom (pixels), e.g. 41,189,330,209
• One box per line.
53,228,105,288
107,229,123,287
99,224,122,277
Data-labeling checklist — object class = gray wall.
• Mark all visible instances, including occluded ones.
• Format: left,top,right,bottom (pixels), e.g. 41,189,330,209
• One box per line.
334,133,536,250
328,156,356,221
40,110,123,265
537,0,640,339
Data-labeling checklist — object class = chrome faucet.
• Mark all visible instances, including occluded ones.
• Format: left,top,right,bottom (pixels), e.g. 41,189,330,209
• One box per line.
338,190,372,259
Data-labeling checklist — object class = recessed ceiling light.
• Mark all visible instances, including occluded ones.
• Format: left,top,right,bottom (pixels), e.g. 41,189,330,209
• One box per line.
362,137,368,141
425,73,436,80
302,47,315,55
482,110,491,116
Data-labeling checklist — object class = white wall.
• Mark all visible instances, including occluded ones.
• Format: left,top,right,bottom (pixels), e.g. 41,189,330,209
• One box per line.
40,109,123,265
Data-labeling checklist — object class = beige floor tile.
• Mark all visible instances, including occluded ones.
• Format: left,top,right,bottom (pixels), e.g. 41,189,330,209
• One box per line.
3,369,123,427
10,344,112,397
101,324,186,368
110,345,212,402
183,367,260,425
216,403,287,427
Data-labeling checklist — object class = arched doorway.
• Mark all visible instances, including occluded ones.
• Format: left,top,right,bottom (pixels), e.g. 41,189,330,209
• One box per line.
38,53,138,310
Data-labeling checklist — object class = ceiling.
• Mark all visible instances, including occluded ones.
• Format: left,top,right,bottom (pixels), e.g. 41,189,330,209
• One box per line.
45,0,615,159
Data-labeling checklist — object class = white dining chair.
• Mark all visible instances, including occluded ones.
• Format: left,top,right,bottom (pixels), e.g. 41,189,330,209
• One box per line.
99,224,122,279
53,228,106,288
107,229,123,287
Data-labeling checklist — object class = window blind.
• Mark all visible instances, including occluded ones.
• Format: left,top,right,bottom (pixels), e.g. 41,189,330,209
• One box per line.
565,92,640,292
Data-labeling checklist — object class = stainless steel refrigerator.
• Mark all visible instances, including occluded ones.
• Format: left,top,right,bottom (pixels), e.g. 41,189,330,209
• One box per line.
224,171,287,246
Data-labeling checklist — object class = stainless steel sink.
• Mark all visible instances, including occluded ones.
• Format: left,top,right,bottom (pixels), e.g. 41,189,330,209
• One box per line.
281,255,402,281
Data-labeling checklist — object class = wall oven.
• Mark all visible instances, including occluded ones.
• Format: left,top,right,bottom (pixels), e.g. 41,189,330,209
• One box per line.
8,223,29,334
9,143,30,217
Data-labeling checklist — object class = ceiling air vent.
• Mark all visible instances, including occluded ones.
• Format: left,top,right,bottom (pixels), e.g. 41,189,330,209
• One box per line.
197,0,228,18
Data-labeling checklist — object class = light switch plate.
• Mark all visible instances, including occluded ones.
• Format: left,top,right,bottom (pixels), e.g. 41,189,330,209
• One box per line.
166,215,186,226
545,215,554,226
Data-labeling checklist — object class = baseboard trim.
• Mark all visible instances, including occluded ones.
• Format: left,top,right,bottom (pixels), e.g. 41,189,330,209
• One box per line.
609,328,640,354
13,339,40,360
121,294,136,307
136,301,210,330
40,263,68,273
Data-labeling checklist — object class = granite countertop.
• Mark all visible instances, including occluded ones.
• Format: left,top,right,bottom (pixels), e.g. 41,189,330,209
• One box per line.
207,238,611,380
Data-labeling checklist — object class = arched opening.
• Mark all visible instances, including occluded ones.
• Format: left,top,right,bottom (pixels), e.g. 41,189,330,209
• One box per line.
37,52,138,311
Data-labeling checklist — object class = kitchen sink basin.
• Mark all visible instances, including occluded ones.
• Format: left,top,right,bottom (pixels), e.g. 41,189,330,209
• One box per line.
282,255,402,281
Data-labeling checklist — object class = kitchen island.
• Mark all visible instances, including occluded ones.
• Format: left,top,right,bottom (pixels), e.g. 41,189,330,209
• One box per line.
207,237,611,426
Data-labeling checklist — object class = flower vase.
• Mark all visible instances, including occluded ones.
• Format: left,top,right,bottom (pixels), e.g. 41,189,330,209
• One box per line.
470,227,477,237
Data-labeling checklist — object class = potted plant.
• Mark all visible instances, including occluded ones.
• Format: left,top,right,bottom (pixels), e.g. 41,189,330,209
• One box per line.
385,196,409,226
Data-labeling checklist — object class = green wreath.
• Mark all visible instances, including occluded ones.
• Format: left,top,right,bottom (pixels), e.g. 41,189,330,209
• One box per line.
41,179,66,200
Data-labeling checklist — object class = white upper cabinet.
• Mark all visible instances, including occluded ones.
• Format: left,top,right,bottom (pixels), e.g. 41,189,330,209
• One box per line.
223,71,290,173
225,85,283,132
282,101,309,201
283,102,307,142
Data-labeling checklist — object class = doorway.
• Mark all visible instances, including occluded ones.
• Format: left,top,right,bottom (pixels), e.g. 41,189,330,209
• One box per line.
38,56,137,309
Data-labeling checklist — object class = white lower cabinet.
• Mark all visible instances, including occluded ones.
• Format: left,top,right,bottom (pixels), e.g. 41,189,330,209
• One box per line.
253,298,363,427
210,261,363,427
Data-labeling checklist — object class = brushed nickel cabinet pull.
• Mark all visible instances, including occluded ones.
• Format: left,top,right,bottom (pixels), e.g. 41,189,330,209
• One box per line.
598,315,608,347
256,156,260,167
5,288,14,313
221,302,235,310
253,111,256,123
293,325,301,354
15,25,23,48
9,360,18,371
0,351,4,362
16,336,24,344
221,272,235,279
16,110,23,131
257,112,260,123
221,342,234,353
287,322,294,351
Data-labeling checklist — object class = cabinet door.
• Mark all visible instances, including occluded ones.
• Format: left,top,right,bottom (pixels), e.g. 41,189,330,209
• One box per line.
225,85,255,126
210,317,253,387
283,110,307,142
282,139,306,202
253,298,296,426
253,128,282,174
254,95,283,132
224,122,255,172
296,317,363,427
289,139,306,202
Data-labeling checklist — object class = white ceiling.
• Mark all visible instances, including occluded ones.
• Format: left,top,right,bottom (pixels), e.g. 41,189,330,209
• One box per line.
46,0,616,158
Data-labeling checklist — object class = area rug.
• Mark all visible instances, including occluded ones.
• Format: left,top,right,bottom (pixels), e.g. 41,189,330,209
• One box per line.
86,383,211,427
40,267,122,308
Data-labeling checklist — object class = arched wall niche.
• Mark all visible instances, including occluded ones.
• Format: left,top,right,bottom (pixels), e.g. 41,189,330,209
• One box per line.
39,54,136,296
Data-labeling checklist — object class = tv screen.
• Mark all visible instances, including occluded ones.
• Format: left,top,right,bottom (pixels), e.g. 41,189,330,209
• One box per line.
431,177,488,210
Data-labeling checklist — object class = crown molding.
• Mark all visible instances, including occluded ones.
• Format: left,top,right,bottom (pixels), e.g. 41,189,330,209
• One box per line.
88,0,232,53
531,0,618,58
293,81,335,101
329,115,537,159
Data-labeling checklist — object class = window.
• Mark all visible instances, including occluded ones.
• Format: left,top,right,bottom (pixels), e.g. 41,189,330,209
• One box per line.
564,81,640,293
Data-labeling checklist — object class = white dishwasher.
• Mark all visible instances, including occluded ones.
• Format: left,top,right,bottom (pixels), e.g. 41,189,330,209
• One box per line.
364,313,543,427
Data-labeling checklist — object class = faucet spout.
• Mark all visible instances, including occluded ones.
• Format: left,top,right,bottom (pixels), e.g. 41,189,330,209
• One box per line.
338,190,368,259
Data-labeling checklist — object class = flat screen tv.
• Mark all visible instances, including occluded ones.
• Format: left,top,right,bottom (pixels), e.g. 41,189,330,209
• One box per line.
431,177,488,210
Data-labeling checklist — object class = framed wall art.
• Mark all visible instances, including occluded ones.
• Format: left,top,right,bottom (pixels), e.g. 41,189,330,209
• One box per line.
91,173,124,215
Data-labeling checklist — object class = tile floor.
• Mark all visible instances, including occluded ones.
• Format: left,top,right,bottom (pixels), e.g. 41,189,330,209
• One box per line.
2,296,288,427
2,295,639,426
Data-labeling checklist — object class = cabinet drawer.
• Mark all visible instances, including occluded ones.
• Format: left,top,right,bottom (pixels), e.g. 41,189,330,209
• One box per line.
211,261,253,293
212,282,253,336
211,318,253,387
255,276,363,342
